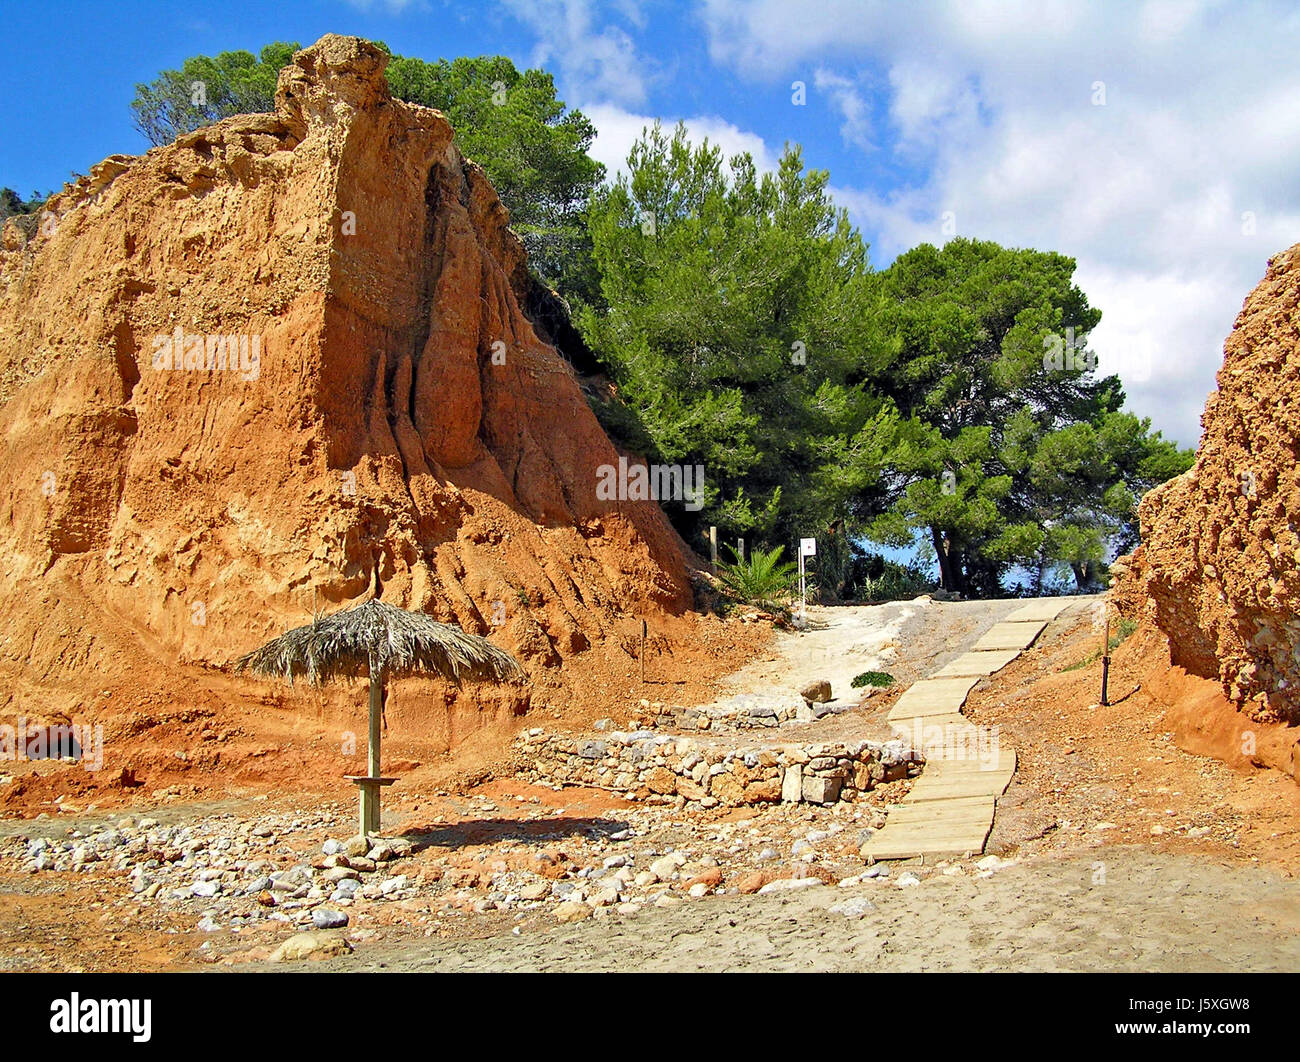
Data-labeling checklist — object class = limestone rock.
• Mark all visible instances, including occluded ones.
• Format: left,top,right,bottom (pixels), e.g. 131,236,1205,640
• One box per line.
269,930,352,962
1116,243,1300,723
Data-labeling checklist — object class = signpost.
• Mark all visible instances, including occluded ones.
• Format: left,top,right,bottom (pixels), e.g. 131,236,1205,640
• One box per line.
798,537,816,619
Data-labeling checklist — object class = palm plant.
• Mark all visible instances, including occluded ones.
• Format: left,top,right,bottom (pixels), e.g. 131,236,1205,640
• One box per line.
717,544,798,609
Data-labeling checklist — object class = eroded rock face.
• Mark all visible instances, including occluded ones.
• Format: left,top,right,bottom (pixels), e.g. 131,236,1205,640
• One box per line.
1118,242,1300,723
0,35,692,709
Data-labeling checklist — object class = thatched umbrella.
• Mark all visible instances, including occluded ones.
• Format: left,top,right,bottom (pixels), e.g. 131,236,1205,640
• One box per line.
235,567,523,836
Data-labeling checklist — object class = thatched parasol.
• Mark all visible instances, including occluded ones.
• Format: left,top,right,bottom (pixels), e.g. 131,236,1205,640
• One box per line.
234,566,523,836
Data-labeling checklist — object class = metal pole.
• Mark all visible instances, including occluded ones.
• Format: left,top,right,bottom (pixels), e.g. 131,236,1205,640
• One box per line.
640,619,647,684
709,526,718,574
1100,611,1111,707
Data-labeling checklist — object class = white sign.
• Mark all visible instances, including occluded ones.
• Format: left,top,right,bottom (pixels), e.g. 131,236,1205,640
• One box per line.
800,538,816,557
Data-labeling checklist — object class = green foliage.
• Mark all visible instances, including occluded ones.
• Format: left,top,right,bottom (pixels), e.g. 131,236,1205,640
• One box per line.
868,238,1194,594
0,187,49,221
580,121,897,548
851,671,895,688
1062,617,1138,670
130,43,298,147
851,552,934,602
129,43,603,302
717,544,798,607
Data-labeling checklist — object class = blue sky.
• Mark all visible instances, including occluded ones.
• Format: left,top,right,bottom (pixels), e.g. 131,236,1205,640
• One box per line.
4,0,1299,451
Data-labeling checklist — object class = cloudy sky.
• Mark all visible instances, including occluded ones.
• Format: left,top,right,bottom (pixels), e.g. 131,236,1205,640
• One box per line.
6,0,1299,448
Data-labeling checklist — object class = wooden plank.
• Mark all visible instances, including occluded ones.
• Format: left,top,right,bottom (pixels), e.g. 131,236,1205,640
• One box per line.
971,620,1046,651
922,747,1016,775
932,649,1021,678
902,777,1010,802
885,802,996,824
1005,599,1072,622
887,677,979,721
863,827,993,861
889,715,979,749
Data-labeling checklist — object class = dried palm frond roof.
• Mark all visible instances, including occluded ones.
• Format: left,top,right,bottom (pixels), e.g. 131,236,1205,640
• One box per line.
233,597,524,686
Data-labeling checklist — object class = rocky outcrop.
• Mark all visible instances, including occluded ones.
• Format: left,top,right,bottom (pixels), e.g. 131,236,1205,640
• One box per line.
1116,242,1300,723
0,36,693,717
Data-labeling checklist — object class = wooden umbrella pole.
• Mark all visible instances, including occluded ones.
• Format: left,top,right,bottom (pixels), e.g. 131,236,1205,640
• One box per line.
364,658,383,835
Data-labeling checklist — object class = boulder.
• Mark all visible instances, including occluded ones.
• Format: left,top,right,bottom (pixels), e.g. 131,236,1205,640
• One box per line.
269,930,352,962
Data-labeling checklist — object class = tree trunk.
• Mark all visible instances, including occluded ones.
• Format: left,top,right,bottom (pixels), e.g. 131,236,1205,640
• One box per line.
931,527,962,592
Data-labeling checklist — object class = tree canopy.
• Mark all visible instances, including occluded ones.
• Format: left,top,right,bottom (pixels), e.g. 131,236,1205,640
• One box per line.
579,122,898,578
865,238,1191,593
580,130,1193,596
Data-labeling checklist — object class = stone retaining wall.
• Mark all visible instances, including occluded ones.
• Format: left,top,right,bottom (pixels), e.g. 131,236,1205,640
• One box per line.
516,728,919,806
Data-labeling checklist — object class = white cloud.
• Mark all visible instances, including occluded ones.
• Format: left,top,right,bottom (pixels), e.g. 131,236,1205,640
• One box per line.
583,103,779,178
502,0,650,106
699,0,1300,447
813,68,872,151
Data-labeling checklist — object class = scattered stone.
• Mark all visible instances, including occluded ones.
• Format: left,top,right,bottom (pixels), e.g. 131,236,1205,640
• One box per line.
828,897,876,919
649,854,684,881
311,908,349,930
555,902,592,924
757,877,822,894
269,931,352,963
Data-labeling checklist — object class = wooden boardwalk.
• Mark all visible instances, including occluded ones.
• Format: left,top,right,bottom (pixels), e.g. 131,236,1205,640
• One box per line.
862,598,1074,862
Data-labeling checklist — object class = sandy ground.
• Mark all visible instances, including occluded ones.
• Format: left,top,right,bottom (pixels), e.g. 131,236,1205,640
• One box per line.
319,846,1300,973
3,595,1297,973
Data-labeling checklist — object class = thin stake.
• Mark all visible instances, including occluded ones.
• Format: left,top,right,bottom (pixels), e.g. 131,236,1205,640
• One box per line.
1100,610,1111,707
640,619,647,684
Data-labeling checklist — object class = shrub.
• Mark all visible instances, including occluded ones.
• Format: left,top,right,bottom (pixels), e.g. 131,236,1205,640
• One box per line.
718,544,797,609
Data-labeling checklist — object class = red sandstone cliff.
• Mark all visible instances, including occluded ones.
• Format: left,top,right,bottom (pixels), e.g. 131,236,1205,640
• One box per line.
0,35,699,724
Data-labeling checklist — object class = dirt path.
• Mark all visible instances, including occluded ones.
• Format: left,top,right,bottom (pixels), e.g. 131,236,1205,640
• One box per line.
722,597,1033,701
